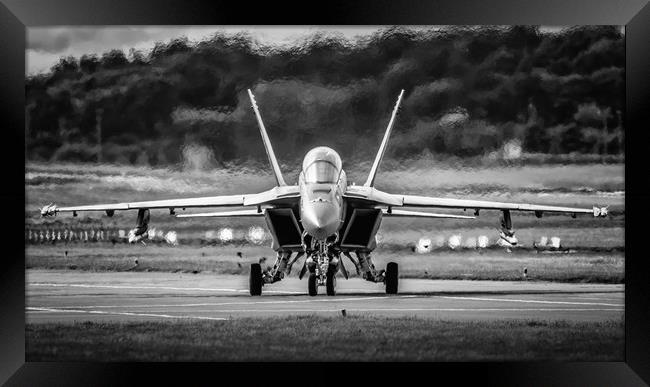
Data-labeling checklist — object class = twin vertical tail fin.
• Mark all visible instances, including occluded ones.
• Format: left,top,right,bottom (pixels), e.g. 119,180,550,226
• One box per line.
247,89,287,187
364,89,405,187
247,87,403,188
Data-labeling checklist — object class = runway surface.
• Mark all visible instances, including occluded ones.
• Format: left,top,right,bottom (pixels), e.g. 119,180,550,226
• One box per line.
26,270,624,323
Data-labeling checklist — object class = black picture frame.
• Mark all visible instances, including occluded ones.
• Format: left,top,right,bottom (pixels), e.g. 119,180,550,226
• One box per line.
2,0,649,385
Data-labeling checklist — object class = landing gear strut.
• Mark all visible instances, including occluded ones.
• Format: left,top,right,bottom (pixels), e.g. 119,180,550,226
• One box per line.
354,252,399,294
249,251,295,296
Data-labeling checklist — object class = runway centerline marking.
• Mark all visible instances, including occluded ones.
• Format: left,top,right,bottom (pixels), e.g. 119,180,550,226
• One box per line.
26,307,227,321
438,296,622,307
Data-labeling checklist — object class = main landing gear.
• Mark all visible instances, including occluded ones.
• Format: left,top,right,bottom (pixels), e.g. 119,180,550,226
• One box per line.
385,262,399,295
248,245,399,296
249,263,263,296
341,252,399,294
249,251,302,296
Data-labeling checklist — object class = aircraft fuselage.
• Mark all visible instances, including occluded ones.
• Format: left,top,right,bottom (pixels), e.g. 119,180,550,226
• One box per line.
298,146,347,241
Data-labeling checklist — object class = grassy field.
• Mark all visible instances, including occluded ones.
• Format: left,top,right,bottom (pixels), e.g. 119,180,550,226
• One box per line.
25,161,624,283
26,244,625,283
25,316,624,361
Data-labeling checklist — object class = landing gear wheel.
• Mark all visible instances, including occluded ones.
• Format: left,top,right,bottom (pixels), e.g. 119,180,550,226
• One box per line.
385,262,398,295
326,264,337,296
308,273,318,296
249,263,262,296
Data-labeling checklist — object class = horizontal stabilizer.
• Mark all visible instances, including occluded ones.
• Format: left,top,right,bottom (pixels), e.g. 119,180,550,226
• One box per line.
177,209,264,218
382,208,475,219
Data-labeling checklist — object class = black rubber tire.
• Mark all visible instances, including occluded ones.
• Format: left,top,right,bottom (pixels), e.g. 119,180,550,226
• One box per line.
326,264,337,296
249,263,262,296
385,262,398,295
308,273,318,296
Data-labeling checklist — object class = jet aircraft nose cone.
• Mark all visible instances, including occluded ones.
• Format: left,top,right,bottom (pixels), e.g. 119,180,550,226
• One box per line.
302,202,340,241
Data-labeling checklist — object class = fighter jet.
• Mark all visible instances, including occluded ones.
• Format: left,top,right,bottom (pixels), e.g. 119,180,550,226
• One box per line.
41,89,608,296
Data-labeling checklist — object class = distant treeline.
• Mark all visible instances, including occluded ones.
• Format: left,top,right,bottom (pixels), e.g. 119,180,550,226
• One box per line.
25,26,624,167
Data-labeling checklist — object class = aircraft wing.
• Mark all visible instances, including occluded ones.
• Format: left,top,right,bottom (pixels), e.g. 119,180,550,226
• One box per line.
398,194,607,216
381,208,475,219
40,185,300,217
345,186,607,217
177,209,265,218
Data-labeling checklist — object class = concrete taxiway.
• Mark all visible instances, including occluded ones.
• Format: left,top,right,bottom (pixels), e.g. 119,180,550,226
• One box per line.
26,270,624,323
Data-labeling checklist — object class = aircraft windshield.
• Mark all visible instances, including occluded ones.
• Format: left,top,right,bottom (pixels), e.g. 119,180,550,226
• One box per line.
302,146,342,184
304,161,340,184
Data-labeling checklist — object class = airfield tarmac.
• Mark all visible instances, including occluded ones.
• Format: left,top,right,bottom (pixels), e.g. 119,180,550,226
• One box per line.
26,270,624,323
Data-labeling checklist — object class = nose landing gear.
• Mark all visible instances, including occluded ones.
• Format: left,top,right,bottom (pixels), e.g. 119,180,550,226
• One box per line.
305,238,341,296
308,272,318,296
306,253,339,296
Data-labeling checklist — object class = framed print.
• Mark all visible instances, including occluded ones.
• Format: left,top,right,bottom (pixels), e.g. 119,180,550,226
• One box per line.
2,0,649,385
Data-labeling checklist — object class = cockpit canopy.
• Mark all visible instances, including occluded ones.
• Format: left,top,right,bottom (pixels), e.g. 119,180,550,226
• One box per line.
302,146,342,184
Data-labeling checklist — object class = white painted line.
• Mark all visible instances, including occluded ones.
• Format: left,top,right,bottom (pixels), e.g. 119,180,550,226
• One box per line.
31,296,408,310
52,308,620,314
437,296,622,307
26,307,227,321
31,283,246,292
347,307,623,312
570,296,624,301
30,283,302,294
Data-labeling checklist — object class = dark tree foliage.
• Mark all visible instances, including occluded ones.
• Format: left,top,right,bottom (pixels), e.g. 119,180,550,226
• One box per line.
79,54,100,73
100,49,130,70
25,26,624,166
